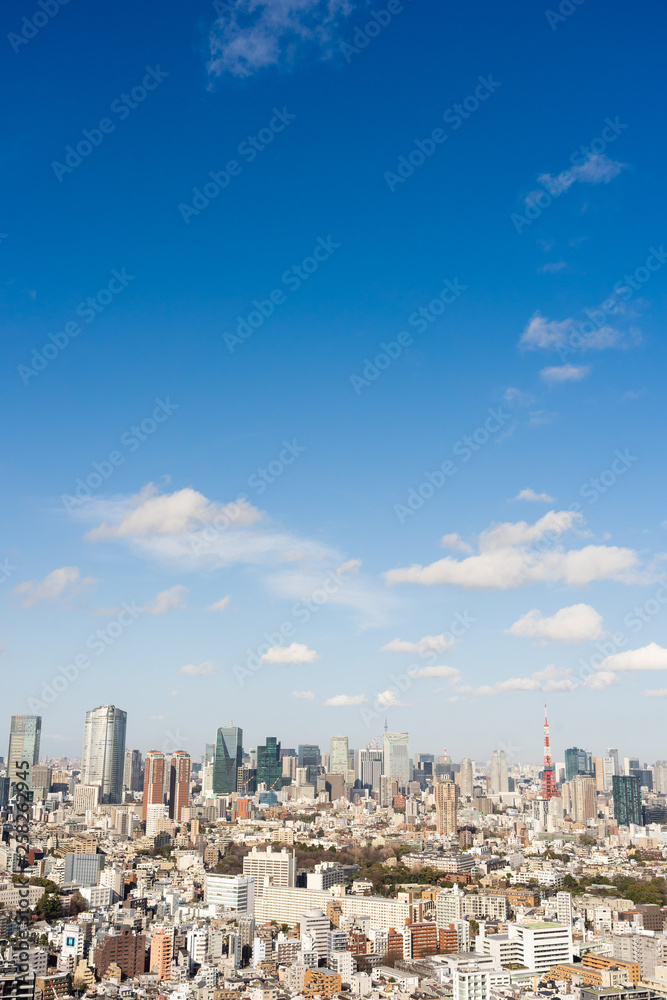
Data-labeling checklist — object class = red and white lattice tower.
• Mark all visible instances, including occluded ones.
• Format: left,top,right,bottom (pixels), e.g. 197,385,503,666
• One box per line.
539,702,560,799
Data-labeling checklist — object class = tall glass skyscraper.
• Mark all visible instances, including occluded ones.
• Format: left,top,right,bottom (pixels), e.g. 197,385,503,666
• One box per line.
383,732,409,785
612,774,643,827
329,736,349,777
213,726,243,794
7,715,41,794
256,737,282,790
81,704,127,803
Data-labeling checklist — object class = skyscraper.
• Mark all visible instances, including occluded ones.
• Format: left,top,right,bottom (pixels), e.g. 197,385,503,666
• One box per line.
256,737,282,790
298,744,321,783
434,778,458,835
7,715,41,794
213,726,243,794
570,774,597,824
123,749,143,792
329,736,349,778
605,748,619,775
81,705,126,803
565,747,592,782
169,750,191,821
383,732,409,785
356,749,383,790
459,758,474,799
488,750,508,793
142,750,166,820
612,774,643,827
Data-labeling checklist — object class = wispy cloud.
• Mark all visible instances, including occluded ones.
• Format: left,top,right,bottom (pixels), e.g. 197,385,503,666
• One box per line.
408,665,460,680
13,566,97,608
292,690,315,700
179,660,217,676
456,664,576,696
512,488,555,503
536,153,626,197
540,363,591,383
376,689,404,708
519,311,630,353
208,0,357,80
381,634,456,655
143,585,187,615
325,693,367,706
206,595,231,612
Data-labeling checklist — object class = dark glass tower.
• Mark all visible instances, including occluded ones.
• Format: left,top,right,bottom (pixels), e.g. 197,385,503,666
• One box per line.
213,726,243,794
612,774,642,827
256,736,282,790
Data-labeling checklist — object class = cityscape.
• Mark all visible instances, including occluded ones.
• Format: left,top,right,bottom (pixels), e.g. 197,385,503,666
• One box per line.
4,1,666,1000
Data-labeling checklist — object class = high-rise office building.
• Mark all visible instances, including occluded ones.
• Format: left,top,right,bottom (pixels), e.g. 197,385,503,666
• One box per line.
605,748,619,775
123,749,143,792
356,750,383,790
564,747,593,782
612,774,643,827
142,750,166,820
624,756,640,776
434,778,458,835
488,750,508,793
298,744,321,783
570,775,597,824
169,750,191,821
213,726,243,794
81,705,126,804
459,758,474,799
256,737,283,790
383,732,409,785
655,760,667,795
7,715,41,794
329,736,349,777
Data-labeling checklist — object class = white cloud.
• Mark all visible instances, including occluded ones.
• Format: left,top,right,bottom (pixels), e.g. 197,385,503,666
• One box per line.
79,483,334,571
149,715,164,720
206,595,231,613
644,688,667,698
513,488,555,503
179,660,217,677
337,559,361,576
440,533,473,553
325,693,367,706
385,510,638,590
381,634,456,655
143,585,187,615
260,642,319,665
541,364,591,383
208,0,357,80
539,261,568,273
408,665,461,680
536,153,626,196
376,690,404,708
507,604,603,644
456,664,577,697
597,642,667,672
584,670,619,690
170,690,180,696
292,690,315,700
519,311,628,353
13,566,97,608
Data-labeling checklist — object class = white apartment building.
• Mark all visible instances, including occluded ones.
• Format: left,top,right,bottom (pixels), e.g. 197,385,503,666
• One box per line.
556,891,573,926
454,964,490,1000
254,884,410,929
242,845,296,892
330,949,356,984
205,873,255,914
306,861,345,891
476,921,573,972
300,909,330,959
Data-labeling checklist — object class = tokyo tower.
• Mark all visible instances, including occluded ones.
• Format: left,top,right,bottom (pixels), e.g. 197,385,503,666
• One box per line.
539,702,560,799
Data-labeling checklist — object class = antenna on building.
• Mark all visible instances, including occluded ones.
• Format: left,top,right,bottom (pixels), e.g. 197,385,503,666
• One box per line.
384,717,388,733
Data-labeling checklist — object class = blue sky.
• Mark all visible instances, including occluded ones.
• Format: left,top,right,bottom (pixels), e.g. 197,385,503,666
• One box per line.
3,0,667,764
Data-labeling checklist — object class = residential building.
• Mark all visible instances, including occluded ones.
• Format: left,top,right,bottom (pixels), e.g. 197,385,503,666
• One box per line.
205,873,255,914
435,778,459,835
142,750,166,820
73,783,100,814
64,852,104,886
571,774,597,824
94,929,146,979
300,910,330,959
460,758,474,799
243,845,296,891
454,963,490,1000
169,750,190,820
149,929,172,981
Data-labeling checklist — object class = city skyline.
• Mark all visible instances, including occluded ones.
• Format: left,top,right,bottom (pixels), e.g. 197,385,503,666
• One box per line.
3,2,667,759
